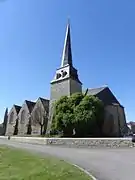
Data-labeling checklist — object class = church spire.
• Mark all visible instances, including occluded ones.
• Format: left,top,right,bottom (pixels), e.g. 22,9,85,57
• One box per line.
61,20,73,67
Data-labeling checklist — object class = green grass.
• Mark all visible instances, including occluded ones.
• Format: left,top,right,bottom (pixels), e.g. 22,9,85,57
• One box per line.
0,146,91,180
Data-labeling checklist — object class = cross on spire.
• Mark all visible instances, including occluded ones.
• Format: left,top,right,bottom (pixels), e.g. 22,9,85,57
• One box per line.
61,20,73,67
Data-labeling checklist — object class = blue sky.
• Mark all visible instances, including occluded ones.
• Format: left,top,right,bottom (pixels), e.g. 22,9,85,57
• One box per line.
0,0,135,122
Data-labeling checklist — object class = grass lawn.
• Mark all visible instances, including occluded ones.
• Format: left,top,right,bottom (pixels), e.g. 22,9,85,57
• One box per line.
0,146,92,180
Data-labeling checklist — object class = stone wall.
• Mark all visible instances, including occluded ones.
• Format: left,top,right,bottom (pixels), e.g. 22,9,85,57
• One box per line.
0,125,4,135
0,136,47,145
0,136,134,148
18,103,30,135
6,107,18,136
46,138,134,148
31,99,46,135
104,105,127,137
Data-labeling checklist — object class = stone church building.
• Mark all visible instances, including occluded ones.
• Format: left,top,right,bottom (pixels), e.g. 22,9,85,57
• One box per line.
4,22,128,137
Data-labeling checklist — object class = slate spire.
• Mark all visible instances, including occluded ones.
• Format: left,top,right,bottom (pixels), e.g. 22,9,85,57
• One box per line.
61,20,73,67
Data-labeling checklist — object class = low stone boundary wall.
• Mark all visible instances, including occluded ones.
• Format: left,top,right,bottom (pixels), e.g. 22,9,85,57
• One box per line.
14,137,48,145
0,136,134,148
46,138,134,148
0,136,47,145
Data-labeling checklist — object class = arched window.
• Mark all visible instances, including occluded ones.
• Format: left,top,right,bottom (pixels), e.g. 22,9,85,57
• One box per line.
20,110,26,124
9,112,14,124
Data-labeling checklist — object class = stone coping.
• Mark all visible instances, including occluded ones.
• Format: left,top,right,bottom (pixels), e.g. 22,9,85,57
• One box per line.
46,138,134,148
0,136,134,148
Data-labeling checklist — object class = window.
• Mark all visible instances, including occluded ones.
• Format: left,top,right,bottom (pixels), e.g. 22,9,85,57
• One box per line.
9,112,14,124
20,110,26,124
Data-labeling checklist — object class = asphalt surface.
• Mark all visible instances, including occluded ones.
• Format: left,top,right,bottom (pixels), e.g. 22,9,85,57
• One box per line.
0,139,135,180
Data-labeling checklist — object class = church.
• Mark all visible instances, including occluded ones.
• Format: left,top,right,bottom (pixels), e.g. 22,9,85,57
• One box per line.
3,22,128,137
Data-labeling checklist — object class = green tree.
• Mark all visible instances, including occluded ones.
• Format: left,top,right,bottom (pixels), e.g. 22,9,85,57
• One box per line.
51,93,104,137
74,95,104,137
51,95,75,136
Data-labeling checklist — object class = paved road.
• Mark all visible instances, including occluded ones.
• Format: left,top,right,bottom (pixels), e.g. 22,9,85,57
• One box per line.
0,139,135,180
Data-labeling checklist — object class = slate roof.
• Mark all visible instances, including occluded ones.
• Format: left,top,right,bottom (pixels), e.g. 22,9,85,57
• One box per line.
86,86,120,106
61,21,72,67
39,97,49,112
25,100,36,113
87,87,106,96
14,105,21,114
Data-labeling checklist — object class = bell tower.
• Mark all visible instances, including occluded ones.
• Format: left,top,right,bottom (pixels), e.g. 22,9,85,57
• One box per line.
47,21,82,133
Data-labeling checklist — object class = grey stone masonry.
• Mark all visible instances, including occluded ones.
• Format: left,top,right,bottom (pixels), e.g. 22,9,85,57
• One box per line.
46,138,135,148
1,137,134,148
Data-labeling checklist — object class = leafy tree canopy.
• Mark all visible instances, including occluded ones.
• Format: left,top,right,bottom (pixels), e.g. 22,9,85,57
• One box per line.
51,93,104,137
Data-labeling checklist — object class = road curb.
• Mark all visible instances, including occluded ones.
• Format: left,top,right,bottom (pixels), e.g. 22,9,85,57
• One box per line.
71,163,97,180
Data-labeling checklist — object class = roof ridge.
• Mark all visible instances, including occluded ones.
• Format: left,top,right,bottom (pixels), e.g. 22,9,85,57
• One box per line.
25,100,36,113
25,100,36,103
88,86,107,90
13,104,21,114
14,104,21,108
39,97,49,101
38,97,49,111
